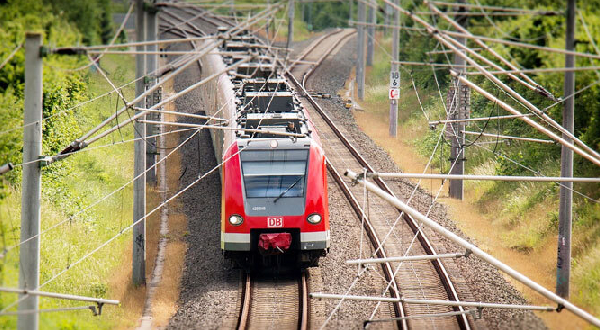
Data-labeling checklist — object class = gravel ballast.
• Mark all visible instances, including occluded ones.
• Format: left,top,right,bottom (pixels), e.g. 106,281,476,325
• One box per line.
306,34,547,330
160,8,548,328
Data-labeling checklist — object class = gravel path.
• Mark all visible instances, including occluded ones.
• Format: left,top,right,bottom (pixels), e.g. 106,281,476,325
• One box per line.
306,35,547,330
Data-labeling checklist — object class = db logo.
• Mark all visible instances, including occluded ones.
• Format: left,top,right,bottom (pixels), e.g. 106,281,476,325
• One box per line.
267,217,283,228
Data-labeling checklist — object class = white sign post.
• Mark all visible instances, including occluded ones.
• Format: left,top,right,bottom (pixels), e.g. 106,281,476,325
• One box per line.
389,71,400,88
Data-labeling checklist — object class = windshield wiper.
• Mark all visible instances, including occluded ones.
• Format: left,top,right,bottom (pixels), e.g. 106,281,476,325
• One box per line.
273,176,303,203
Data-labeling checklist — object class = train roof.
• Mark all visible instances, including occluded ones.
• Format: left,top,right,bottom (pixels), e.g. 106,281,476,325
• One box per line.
236,137,313,149
218,33,312,142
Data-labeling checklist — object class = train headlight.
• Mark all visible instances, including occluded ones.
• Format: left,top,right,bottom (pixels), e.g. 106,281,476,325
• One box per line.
307,213,322,224
228,214,244,226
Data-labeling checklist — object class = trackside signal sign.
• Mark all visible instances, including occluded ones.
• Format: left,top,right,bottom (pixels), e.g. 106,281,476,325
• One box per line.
390,71,400,100
389,71,400,88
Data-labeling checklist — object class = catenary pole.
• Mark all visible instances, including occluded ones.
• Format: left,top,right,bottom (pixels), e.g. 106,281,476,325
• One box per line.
288,0,295,45
384,2,390,36
349,0,353,24
389,0,399,137
18,31,43,330
448,0,467,200
366,0,375,66
133,0,147,286
146,2,158,184
557,0,575,299
357,0,366,100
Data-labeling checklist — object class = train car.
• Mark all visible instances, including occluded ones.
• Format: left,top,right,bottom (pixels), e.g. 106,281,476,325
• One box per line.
199,37,330,270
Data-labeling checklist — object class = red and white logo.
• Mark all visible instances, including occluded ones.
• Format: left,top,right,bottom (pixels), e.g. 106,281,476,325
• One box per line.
389,88,400,100
267,217,283,228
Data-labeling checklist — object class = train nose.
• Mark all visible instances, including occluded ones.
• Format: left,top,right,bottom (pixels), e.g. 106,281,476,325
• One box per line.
258,233,292,255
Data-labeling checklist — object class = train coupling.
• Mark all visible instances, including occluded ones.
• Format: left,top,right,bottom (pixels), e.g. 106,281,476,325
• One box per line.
258,233,292,255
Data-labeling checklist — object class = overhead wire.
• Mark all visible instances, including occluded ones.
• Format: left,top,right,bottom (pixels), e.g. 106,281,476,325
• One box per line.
1,2,285,314
0,128,198,259
0,33,203,138
53,2,135,73
391,1,600,165
0,127,204,313
0,43,23,71
361,11,471,324
70,5,279,151
473,143,600,204
24,136,250,311
319,15,464,325
423,1,558,100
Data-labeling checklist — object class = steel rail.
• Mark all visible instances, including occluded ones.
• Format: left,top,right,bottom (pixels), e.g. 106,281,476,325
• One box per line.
160,7,210,79
281,30,470,330
236,272,309,330
176,6,221,28
301,30,357,86
345,170,600,328
287,29,344,71
237,273,252,330
273,31,407,329
178,5,236,28
368,172,600,183
300,273,309,330
161,9,206,37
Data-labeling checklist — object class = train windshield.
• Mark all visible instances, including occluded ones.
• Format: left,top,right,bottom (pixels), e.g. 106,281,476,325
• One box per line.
241,149,309,199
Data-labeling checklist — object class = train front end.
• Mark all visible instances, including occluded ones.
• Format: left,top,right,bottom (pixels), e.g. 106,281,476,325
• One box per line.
221,138,329,270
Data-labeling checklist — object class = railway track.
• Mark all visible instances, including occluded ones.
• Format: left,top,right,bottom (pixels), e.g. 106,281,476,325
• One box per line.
160,8,473,328
238,272,309,330
289,29,357,85
284,29,472,329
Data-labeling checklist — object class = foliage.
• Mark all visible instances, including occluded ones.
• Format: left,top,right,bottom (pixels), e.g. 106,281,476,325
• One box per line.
0,0,136,328
383,0,600,318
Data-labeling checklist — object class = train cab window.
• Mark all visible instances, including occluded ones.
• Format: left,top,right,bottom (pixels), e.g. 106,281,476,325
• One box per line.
241,149,309,199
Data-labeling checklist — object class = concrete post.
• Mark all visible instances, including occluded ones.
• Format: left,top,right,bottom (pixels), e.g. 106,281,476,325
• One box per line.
389,0,399,137
357,0,366,100
146,4,158,184
449,0,467,200
288,0,295,44
133,0,147,286
384,3,391,36
366,0,375,66
557,0,575,299
349,0,353,25
18,31,43,330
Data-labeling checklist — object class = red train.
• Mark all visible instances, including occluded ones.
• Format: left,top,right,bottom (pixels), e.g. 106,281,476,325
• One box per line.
206,35,330,270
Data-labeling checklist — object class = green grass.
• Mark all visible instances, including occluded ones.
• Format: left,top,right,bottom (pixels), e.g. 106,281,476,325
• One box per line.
0,54,137,329
359,31,600,322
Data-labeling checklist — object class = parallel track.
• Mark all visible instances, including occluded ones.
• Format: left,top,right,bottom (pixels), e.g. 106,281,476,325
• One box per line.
237,272,309,330
286,29,471,330
162,8,472,329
